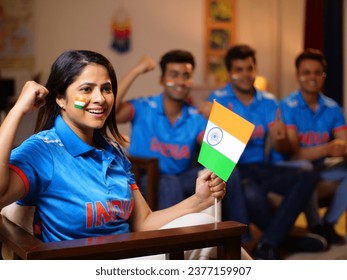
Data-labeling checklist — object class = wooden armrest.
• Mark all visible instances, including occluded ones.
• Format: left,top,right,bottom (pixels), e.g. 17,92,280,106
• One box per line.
0,215,247,260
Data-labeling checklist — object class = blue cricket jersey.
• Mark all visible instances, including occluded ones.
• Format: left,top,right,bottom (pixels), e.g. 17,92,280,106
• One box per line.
127,94,207,174
10,115,137,242
208,83,278,163
279,90,347,162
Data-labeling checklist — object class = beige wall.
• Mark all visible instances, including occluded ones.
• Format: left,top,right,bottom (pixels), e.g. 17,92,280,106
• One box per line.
0,0,326,140
33,0,204,96
6,0,306,95
236,0,305,97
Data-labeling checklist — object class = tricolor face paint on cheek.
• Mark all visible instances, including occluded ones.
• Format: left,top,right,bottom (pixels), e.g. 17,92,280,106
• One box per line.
166,82,175,87
74,96,87,109
165,82,192,91
298,76,307,82
231,74,239,80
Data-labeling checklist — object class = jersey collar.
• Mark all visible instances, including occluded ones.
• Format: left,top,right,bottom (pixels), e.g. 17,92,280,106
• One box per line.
297,90,325,109
54,115,97,157
157,93,189,119
227,83,262,103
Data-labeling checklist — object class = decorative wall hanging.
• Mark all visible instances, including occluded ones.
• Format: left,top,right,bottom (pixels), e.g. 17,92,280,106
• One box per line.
111,5,131,54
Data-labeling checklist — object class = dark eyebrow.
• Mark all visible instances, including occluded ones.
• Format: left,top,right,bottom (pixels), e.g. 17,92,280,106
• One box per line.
79,82,111,87
79,82,96,87
168,69,180,74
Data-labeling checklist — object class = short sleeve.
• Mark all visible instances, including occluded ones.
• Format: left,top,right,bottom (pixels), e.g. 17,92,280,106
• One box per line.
280,100,295,127
332,105,347,131
10,137,54,205
267,99,280,128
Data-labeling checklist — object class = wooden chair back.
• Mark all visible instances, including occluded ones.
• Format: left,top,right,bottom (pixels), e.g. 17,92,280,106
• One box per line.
127,155,159,210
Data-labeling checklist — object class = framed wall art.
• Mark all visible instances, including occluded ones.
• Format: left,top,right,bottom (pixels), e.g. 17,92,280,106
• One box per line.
0,0,35,69
205,0,236,85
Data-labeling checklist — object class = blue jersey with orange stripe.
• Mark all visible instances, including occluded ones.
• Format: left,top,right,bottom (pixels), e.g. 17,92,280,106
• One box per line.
10,115,137,242
128,93,207,174
279,90,347,162
208,83,278,163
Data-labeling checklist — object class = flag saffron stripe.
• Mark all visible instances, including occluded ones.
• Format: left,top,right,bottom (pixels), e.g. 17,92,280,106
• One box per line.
198,142,236,181
209,101,255,144
203,120,246,163
75,96,87,102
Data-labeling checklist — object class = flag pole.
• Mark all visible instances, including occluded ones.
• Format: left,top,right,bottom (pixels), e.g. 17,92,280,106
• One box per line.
214,197,218,222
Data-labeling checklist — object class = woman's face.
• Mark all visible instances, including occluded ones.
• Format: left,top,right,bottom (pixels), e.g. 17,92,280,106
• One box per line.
56,63,114,140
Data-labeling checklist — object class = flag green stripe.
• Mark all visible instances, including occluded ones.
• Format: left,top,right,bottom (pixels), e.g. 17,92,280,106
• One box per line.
198,142,236,181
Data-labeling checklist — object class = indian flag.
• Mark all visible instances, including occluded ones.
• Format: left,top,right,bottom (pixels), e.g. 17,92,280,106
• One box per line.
198,100,255,181
74,96,87,109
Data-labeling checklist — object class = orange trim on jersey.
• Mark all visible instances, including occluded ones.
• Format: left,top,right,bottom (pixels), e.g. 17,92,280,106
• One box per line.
130,183,139,191
128,102,135,121
9,164,30,197
333,125,347,134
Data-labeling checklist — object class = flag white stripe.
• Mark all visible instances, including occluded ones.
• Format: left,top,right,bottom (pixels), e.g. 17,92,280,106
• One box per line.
74,101,86,106
203,120,246,163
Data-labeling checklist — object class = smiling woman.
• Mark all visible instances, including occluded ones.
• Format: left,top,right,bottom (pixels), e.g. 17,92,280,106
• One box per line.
0,50,231,260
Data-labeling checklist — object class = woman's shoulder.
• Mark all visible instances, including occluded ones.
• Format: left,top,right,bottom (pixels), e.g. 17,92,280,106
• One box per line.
15,129,61,154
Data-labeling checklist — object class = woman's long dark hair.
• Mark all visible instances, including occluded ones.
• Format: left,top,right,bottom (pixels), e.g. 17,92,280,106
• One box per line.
35,50,126,145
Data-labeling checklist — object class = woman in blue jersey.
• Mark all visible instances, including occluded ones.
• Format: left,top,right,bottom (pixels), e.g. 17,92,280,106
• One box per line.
0,50,227,250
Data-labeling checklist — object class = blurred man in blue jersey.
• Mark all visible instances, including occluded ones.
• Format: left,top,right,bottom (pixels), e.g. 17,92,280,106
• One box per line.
278,49,347,245
199,44,324,259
